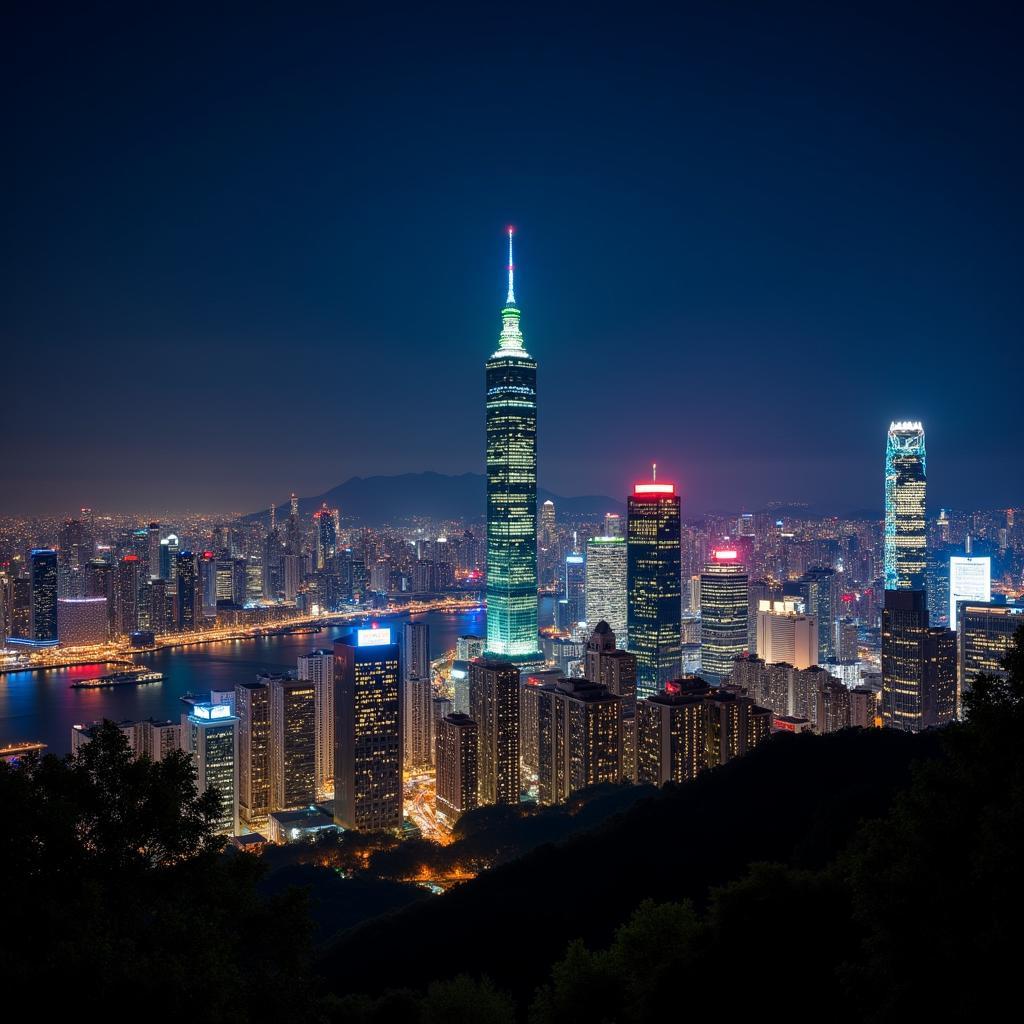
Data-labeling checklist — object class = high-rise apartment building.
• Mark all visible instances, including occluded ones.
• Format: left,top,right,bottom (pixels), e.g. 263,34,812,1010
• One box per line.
884,421,927,591
469,657,521,806
115,554,141,636
297,649,335,797
334,628,403,831
585,536,627,641
268,674,316,811
435,713,478,828
57,596,109,646
401,622,433,769
485,230,541,664
236,680,272,829
627,477,682,698
636,679,708,786
700,549,749,683
536,677,622,805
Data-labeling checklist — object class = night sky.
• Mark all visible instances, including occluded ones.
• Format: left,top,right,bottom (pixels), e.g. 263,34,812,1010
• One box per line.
3,4,1021,516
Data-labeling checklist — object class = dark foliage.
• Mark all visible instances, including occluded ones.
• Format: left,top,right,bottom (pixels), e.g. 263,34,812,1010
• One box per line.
0,720,317,1022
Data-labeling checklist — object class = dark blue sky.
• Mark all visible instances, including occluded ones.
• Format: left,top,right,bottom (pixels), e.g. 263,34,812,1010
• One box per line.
3,4,1021,516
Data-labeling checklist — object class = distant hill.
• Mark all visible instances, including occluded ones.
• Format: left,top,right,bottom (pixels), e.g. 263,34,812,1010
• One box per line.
248,473,624,526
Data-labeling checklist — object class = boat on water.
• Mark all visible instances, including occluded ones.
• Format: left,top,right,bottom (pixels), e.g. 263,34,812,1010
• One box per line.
71,670,164,690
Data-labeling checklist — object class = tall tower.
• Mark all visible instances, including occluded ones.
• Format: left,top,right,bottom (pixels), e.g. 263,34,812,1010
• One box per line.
884,421,927,592
485,228,541,664
626,475,682,698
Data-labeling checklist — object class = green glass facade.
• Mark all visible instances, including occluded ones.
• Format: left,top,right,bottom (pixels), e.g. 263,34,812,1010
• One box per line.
485,238,541,662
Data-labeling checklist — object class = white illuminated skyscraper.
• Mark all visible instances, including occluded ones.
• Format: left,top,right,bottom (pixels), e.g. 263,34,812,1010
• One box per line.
585,536,627,643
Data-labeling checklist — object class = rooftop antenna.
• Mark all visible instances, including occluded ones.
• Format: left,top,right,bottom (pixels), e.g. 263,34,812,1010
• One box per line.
506,226,515,305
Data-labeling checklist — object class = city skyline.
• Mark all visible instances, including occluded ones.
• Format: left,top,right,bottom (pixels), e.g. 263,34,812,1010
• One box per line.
4,8,1022,516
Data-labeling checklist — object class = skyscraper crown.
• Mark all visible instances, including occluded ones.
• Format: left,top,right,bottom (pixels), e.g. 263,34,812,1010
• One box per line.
495,227,529,356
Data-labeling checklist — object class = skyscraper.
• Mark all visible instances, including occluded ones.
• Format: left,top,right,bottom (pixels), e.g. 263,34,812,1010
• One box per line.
236,680,272,829
185,702,239,836
334,627,403,832
28,549,58,646
884,421,927,591
585,536,627,641
626,476,682,698
297,649,335,797
485,229,541,664
401,621,433,769
175,550,198,631
700,549,749,683
469,657,521,806
268,674,317,811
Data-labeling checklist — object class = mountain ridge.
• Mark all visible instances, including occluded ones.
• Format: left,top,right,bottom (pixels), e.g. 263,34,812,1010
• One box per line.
247,472,626,526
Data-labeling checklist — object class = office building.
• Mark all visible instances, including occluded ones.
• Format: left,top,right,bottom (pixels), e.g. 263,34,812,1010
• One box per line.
297,649,335,797
402,621,433,769
115,554,141,636
435,713,478,828
268,674,316,811
536,677,622,805
334,627,403,831
457,635,486,662
884,421,927,591
957,601,1024,713
185,702,239,836
784,567,836,663
948,556,991,629
236,680,272,828
28,549,58,646
560,552,586,628
175,551,198,630
57,596,108,646
585,536,627,641
881,590,956,731
626,476,682,698
485,229,541,664
700,549,749,683
756,599,818,670
469,658,521,806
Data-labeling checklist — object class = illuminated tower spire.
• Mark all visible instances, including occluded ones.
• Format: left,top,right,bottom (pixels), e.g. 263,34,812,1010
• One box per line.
506,226,515,305
496,226,527,355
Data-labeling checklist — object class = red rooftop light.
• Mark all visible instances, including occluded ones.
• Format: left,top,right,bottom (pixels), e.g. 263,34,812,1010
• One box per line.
634,483,675,495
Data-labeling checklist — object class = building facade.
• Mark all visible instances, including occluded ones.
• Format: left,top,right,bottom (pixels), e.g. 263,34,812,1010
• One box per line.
884,421,927,591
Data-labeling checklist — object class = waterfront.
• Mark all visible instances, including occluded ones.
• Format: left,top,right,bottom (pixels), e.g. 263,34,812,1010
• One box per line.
0,606,487,754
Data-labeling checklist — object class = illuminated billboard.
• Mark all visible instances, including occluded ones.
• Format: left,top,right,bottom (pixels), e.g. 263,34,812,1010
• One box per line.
357,627,393,647
949,556,991,628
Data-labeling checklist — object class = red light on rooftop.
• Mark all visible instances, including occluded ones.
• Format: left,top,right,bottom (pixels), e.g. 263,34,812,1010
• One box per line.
202,551,215,559
841,593,855,603
633,483,675,495
666,680,681,694
123,554,140,562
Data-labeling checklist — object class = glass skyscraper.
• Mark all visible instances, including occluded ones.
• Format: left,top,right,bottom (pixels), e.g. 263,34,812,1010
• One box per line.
884,421,927,591
485,229,541,663
627,479,682,699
